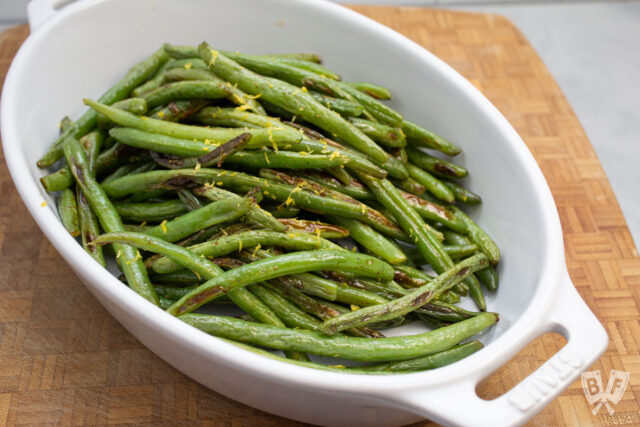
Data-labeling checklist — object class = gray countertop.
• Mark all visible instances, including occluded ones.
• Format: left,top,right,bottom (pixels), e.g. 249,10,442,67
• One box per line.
454,1,640,251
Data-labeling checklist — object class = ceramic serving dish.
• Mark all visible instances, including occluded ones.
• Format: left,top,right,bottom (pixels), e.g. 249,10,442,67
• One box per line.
1,0,608,425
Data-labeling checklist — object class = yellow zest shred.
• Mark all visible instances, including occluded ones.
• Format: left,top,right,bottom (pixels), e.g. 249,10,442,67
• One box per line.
264,152,271,164
360,204,368,214
209,49,218,65
194,163,201,172
328,365,346,369
160,220,168,234
157,111,165,118
235,104,252,112
267,127,278,152
252,243,262,256
301,86,308,92
40,201,47,207
350,305,360,311
184,62,192,70
194,271,201,280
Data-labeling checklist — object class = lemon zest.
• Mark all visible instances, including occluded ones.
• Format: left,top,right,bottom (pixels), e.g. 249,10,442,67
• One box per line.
209,49,218,65
252,243,262,257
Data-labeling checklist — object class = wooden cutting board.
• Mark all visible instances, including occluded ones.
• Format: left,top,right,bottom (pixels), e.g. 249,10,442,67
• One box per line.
1,6,638,426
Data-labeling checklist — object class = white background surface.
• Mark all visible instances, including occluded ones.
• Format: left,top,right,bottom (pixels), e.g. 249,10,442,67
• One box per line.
1,0,638,250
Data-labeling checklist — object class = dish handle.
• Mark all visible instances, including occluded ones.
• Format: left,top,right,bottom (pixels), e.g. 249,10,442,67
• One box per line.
27,0,77,32
398,272,608,427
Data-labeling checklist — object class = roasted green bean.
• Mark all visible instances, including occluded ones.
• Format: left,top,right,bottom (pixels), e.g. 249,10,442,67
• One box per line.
167,250,394,315
144,197,250,243
85,100,302,148
63,137,158,304
344,81,392,100
402,120,461,156
319,253,489,334
151,229,340,274
180,312,497,362
57,188,80,237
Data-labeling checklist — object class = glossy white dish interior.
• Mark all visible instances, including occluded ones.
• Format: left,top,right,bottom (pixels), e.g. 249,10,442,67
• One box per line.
1,0,607,425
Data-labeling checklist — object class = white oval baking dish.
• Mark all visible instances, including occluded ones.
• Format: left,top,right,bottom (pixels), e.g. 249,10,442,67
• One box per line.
1,0,608,425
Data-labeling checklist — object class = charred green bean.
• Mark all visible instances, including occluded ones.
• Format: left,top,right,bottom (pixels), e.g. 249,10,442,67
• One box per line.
180,312,497,362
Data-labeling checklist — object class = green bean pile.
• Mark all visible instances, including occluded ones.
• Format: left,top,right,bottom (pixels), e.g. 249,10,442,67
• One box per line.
39,43,501,373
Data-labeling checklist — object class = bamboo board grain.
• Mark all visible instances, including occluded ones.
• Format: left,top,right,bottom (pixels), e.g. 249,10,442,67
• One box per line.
1,6,639,426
